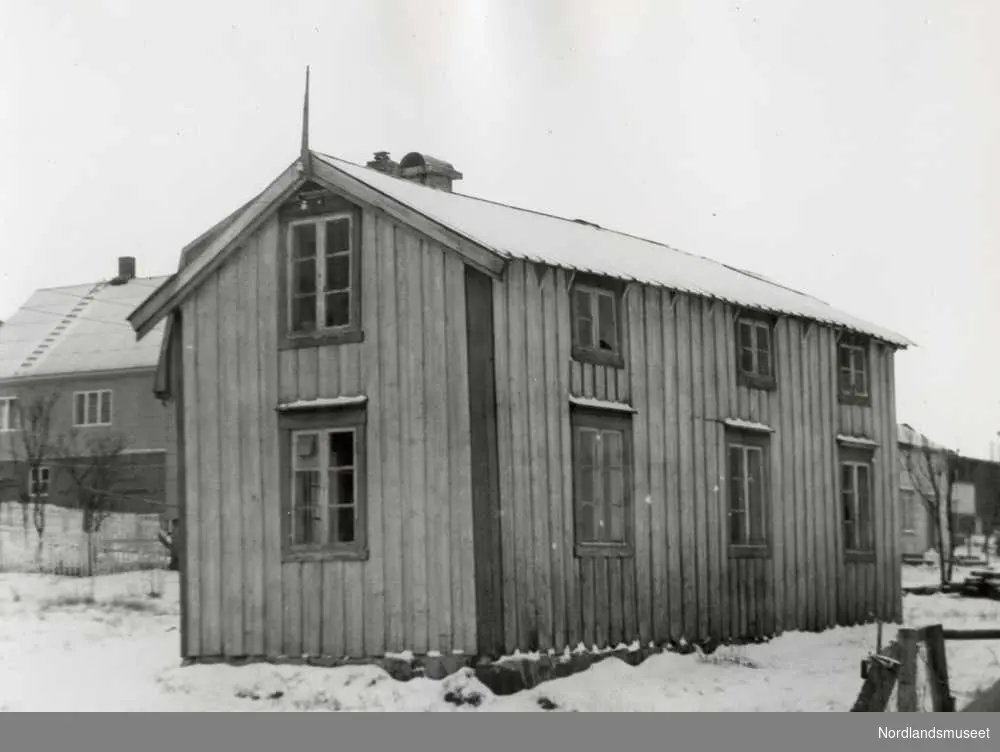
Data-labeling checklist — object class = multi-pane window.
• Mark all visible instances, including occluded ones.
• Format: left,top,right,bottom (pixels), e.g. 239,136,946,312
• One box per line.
571,277,624,367
288,215,356,335
726,430,770,554
30,465,50,498
736,315,775,389
73,390,112,426
572,409,632,556
0,397,19,431
282,407,367,559
841,449,874,554
838,338,869,403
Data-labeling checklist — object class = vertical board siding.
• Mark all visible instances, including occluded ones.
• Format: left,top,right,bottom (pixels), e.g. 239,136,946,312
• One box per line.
183,203,900,657
493,269,900,651
184,208,476,658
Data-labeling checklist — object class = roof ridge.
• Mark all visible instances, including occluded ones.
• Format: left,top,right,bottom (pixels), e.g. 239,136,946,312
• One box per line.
318,152,823,308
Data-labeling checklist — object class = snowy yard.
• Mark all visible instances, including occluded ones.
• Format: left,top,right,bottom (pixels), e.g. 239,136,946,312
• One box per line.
1,570,998,712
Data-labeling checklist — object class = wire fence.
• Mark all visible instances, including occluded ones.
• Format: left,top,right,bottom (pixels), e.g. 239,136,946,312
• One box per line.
0,501,170,576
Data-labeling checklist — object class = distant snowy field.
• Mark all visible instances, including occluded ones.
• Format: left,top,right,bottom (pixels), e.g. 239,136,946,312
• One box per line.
1,569,998,712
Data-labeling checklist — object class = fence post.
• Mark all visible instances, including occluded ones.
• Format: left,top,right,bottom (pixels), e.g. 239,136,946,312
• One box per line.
923,624,955,712
897,628,919,712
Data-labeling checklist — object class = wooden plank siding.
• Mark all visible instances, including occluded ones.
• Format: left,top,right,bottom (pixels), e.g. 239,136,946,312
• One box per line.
180,208,477,658
491,259,900,652
178,202,900,658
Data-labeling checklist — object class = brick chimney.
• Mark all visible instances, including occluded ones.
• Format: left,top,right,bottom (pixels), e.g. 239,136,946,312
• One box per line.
366,151,400,176
109,256,136,286
398,152,463,192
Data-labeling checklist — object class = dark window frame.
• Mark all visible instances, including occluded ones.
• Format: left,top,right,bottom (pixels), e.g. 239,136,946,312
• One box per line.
570,406,634,558
29,464,50,498
725,428,772,558
570,274,626,369
734,312,777,391
278,206,364,351
837,334,871,406
279,406,368,562
840,445,876,562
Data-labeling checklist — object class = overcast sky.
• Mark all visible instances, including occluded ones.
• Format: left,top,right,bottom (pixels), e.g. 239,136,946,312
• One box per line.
1,0,998,458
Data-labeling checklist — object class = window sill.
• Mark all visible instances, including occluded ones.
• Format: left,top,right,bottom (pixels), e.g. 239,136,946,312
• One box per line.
571,346,625,370
902,529,916,536
845,549,876,563
728,544,771,560
736,371,776,392
282,547,369,563
73,424,113,429
574,543,634,559
838,392,871,407
280,329,365,351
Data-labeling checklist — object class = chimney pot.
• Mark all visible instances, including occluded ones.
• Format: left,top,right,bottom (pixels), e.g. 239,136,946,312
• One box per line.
366,151,399,176
110,256,136,285
397,152,463,192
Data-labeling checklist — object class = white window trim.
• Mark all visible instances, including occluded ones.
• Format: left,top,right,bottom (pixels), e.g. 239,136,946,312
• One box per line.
73,389,113,427
286,212,355,335
30,465,51,498
0,396,20,432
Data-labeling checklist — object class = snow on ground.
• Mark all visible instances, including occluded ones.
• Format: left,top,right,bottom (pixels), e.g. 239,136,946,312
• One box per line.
901,561,998,590
1,570,998,712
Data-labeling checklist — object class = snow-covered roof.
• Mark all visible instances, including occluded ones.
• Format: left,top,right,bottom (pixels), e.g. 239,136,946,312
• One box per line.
312,152,912,348
897,423,948,451
0,277,169,381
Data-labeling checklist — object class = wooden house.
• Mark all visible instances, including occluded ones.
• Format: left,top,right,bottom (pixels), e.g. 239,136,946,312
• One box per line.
0,257,176,523
130,138,913,662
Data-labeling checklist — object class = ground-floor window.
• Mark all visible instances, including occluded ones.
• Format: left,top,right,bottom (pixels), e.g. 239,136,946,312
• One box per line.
571,407,633,557
725,428,771,557
840,446,875,557
280,406,367,560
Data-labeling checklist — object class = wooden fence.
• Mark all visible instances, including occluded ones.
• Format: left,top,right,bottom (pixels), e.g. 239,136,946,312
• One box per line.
852,624,1000,712
0,501,170,576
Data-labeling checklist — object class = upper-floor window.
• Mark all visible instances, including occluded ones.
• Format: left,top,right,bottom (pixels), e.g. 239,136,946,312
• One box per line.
74,390,112,427
838,335,870,405
571,406,633,557
30,465,50,498
281,405,368,561
571,275,625,368
726,428,771,557
840,446,875,559
284,212,362,347
735,314,776,390
0,397,19,431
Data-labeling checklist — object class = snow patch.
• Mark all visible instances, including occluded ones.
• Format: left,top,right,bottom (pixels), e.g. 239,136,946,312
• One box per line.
277,395,368,411
568,396,636,413
722,418,774,433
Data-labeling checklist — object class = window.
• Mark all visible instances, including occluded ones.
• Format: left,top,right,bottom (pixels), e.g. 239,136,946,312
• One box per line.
30,465,50,498
735,315,776,390
571,408,633,557
838,336,870,405
841,447,875,558
571,275,624,368
0,397,19,431
73,390,112,426
284,213,362,346
281,406,367,560
900,490,917,533
726,429,771,557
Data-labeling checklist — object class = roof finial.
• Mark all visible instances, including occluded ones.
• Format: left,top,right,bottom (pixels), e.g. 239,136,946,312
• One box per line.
300,65,311,172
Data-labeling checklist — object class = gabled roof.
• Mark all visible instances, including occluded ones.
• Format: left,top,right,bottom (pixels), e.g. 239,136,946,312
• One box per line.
0,277,169,381
130,150,913,348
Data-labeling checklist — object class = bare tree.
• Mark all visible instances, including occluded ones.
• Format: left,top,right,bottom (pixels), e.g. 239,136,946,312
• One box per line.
899,427,959,586
0,392,61,564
